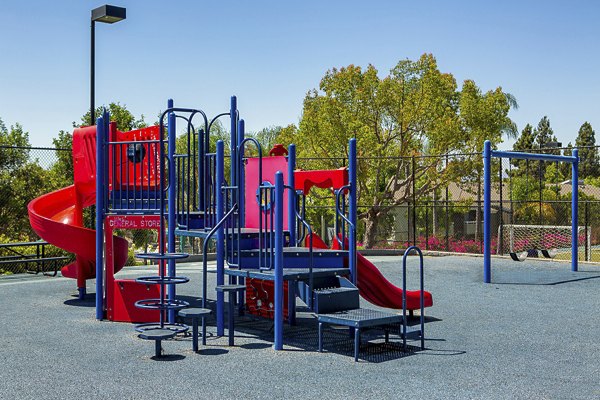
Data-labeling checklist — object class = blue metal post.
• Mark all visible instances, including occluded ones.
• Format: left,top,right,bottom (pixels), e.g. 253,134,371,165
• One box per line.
348,139,357,285
167,109,177,322
288,144,296,246
95,115,105,320
572,149,579,272
216,140,225,335
230,96,237,187
198,129,204,210
238,119,245,226
274,171,284,350
483,140,492,283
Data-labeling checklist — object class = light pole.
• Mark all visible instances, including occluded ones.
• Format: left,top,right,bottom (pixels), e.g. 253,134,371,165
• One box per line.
91,5,126,126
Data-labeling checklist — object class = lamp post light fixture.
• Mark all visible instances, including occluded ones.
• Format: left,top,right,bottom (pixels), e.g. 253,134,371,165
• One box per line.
90,5,126,125
542,141,563,149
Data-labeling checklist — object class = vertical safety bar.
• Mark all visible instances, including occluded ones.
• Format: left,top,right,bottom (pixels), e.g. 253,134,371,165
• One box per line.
238,120,245,227
288,144,296,246
216,140,225,336
274,171,284,350
198,129,204,210
348,138,357,285
95,115,105,320
167,108,177,322
230,96,237,187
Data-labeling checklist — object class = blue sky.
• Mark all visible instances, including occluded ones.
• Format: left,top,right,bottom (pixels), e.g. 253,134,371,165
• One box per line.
1,1,599,148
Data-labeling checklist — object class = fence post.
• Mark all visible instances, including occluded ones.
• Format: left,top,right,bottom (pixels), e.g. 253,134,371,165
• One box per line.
412,156,417,246
584,201,589,261
445,154,450,252
425,201,429,250
572,149,579,272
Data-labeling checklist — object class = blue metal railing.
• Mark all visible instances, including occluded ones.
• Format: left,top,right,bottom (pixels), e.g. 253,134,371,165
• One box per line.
257,182,275,271
105,139,163,214
286,185,314,308
402,246,425,350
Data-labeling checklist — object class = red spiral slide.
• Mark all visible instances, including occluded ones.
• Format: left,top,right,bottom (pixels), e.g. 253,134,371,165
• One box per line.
310,233,432,310
28,187,128,291
27,125,128,294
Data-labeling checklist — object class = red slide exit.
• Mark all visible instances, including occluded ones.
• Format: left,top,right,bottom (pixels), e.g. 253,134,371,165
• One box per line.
311,233,433,310
28,185,129,285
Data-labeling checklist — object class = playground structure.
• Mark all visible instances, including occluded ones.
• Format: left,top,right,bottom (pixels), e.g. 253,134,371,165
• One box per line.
483,140,581,283
28,96,433,359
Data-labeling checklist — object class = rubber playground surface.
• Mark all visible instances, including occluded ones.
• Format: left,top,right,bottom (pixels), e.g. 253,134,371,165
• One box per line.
1,255,599,399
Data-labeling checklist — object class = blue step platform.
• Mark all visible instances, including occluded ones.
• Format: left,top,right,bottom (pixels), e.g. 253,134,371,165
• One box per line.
230,247,348,269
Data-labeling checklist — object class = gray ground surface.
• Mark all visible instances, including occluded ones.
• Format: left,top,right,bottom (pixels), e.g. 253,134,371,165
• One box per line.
1,255,599,400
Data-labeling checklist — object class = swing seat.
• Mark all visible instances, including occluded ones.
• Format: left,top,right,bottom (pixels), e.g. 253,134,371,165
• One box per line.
540,249,558,259
509,251,529,262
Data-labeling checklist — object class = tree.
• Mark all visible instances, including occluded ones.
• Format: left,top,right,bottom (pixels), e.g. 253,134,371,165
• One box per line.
458,80,515,239
251,125,283,154
560,142,574,178
535,116,559,154
0,120,51,240
575,122,600,178
277,54,515,248
513,124,536,151
49,130,74,188
511,124,536,176
0,119,30,172
77,102,147,131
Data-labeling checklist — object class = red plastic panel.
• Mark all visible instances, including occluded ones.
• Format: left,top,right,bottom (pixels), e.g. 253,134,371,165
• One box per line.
294,168,348,195
244,156,289,230
111,125,161,190
245,279,289,320
108,279,160,323
72,125,101,205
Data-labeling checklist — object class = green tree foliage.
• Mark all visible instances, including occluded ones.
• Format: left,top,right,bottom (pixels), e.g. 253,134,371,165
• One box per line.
513,124,536,151
575,122,600,178
50,130,74,187
250,125,283,155
511,124,536,176
0,119,29,171
277,54,515,247
78,102,147,131
459,80,515,238
0,120,50,240
535,116,560,154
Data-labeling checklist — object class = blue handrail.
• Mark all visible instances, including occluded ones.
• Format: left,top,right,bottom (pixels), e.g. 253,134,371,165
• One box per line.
402,246,425,350
285,185,314,309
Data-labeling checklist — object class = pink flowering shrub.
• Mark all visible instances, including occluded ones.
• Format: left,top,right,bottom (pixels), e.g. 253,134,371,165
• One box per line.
371,235,499,254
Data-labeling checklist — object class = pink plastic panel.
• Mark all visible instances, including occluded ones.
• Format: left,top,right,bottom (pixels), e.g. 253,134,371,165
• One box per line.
244,156,289,230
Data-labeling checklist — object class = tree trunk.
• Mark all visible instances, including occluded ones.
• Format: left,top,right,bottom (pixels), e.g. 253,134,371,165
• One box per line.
362,210,380,249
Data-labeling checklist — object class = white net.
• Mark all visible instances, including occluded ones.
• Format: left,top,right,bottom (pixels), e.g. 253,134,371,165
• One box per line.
497,224,591,260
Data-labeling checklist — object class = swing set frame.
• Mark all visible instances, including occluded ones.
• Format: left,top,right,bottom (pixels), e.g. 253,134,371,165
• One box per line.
482,140,580,283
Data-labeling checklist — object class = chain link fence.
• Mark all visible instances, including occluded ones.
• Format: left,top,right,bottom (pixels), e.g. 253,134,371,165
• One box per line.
299,147,600,262
0,145,155,273
2,144,600,274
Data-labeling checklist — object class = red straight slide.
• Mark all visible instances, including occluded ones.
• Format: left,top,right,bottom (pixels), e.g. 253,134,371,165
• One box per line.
28,185,128,287
310,233,432,310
